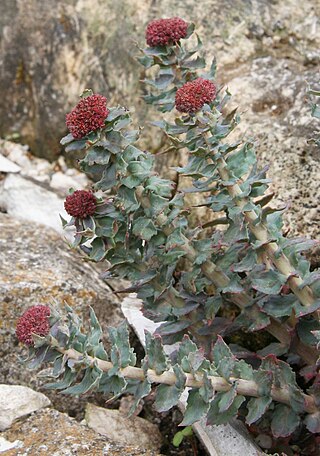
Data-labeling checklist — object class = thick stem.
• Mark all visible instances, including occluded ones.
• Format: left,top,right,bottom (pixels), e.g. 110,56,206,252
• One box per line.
134,186,319,366
58,346,317,414
217,158,316,308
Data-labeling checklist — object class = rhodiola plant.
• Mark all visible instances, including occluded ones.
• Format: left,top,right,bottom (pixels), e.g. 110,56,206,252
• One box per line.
16,17,320,454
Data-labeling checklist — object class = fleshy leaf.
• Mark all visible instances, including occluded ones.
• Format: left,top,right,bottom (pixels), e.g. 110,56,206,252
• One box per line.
246,396,272,425
212,336,236,379
218,383,238,412
62,364,103,395
154,365,186,412
271,404,300,438
305,411,320,433
180,389,209,426
109,322,136,368
207,394,245,426
145,332,168,375
132,217,157,241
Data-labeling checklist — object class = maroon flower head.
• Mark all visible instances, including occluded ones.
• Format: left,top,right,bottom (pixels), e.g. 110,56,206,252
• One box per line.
16,305,51,346
146,17,188,47
64,190,97,219
175,78,217,114
66,94,109,139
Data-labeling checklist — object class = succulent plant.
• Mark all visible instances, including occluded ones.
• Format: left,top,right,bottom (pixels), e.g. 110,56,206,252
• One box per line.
17,19,320,453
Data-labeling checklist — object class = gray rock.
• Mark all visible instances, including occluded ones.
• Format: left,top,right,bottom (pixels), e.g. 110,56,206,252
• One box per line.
225,57,320,239
0,384,50,430
0,2,318,240
193,418,265,456
50,171,88,194
0,173,69,236
0,0,107,161
0,139,90,196
0,140,52,181
2,408,159,456
85,403,163,451
0,154,21,173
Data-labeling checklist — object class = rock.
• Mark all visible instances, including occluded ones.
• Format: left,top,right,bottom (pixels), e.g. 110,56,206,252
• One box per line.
0,139,90,195
0,212,123,417
85,403,163,451
225,57,320,239
194,417,265,456
0,437,23,453
0,154,21,173
50,170,85,194
0,139,52,181
2,408,160,456
0,1,107,161
0,384,50,431
0,173,69,235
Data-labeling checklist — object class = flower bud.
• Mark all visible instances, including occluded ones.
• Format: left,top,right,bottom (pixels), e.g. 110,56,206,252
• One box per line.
16,305,51,346
64,190,97,219
175,78,217,114
66,94,109,139
146,17,188,47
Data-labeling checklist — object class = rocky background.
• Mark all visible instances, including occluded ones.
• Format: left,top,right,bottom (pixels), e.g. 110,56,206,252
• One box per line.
0,1,319,454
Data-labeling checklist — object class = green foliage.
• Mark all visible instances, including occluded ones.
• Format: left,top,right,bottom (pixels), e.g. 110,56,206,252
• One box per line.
173,426,193,447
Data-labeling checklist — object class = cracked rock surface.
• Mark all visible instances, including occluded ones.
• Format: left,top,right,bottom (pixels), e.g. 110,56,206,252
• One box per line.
2,408,161,456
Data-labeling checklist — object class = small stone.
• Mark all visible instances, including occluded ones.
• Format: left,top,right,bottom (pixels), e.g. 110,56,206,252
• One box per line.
0,384,50,431
0,437,22,453
85,403,163,451
0,154,21,173
50,171,86,193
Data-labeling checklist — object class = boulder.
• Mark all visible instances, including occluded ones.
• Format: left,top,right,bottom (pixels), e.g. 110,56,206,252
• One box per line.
1,408,160,456
0,139,91,236
0,173,69,236
225,57,319,239
0,384,50,431
85,403,163,451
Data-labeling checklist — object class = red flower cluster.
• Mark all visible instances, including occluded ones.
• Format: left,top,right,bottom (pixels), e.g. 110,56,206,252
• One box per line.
16,305,51,346
175,78,217,114
66,94,109,139
64,190,97,219
146,17,188,47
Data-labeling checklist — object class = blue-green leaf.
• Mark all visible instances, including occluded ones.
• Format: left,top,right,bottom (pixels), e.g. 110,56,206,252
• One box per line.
207,394,245,425
246,396,272,425
271,404,300,438
145,332,168,375
132,217,157,241
154,365,186,412
180,389,209,426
